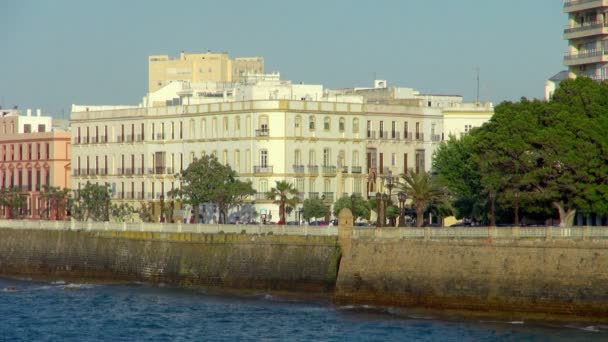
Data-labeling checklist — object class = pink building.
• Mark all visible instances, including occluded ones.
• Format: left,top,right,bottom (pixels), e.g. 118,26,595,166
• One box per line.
0,108,71,219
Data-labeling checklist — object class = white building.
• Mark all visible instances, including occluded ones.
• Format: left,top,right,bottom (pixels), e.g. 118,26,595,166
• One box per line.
71,78,492,223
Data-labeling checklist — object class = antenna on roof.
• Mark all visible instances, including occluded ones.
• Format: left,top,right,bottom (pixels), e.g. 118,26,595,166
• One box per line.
475,66,480,104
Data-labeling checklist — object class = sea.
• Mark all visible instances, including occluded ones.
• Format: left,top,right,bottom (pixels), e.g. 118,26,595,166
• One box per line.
0,277,606,341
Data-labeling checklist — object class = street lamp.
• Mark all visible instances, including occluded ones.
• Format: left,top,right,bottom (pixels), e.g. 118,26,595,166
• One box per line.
398,191,406,227
376,192,385,227
160,194,165,223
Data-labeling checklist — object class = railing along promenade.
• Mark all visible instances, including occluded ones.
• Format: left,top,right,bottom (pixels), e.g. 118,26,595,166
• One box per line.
1,220,607,240
0,220,338,236
354,226,608,240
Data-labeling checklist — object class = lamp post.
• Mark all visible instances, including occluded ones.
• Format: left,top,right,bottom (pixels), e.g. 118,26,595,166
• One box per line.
398,191,406,227
160,194,165,223
376,192,385,227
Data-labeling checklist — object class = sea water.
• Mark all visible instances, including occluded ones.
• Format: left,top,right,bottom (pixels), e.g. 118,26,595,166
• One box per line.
0,277,606,341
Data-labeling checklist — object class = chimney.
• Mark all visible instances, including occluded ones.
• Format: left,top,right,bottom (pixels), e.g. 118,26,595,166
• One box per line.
36,109,41,117
27,109,32,116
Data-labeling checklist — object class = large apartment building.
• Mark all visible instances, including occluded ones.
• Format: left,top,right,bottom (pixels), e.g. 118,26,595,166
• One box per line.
563,0,608,80
148,51,264,93
0,108,71,219
71,75,493,223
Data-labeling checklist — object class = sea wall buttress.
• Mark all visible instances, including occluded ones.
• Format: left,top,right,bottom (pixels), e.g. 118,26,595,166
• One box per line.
335,233,608,321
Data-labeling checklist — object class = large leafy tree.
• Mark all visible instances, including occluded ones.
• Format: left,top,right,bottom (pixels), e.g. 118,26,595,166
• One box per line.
398,170,445,227
302,198,329,222
332,194,371,220
433,134,485,222
71,182,112,221
266,180,299,224
433,78,608,227
173,155,254,224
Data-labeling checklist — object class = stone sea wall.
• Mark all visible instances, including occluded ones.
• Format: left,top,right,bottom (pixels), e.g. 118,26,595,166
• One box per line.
0,229,340,292
335,234,608,321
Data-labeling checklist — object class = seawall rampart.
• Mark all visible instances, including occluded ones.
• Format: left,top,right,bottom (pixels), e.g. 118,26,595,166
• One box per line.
0,228,340,292
335,224,608,321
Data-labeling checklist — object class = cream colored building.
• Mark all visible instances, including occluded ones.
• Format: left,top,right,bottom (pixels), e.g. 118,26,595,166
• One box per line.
72,73,492,223
148,52,264,93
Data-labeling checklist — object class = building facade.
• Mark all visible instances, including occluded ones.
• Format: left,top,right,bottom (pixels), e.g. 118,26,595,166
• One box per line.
0,109,71,218
148,52,264,93
563,0,608,80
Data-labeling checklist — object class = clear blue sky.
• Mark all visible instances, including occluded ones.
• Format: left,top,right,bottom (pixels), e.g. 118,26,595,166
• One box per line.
0,0,565,118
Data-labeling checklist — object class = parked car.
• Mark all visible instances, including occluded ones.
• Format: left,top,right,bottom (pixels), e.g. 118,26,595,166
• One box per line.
309,220,328,226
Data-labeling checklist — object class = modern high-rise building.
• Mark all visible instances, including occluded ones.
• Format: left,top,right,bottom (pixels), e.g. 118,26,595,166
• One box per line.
148,51,264,93
563,1,608,80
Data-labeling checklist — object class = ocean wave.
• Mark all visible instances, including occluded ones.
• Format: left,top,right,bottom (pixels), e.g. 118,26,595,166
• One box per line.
63,283,95,290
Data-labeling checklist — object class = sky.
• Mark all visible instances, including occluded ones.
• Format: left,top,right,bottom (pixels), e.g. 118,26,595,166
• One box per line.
0,0,566,118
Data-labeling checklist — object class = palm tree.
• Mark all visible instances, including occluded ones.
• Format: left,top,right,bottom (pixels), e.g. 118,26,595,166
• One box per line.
266,180,299,224
398,170,445,227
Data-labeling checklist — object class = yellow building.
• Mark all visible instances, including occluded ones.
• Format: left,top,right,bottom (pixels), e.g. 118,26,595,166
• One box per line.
148,52,264,92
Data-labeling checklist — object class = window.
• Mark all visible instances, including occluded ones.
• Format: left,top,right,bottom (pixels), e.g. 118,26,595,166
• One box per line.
323,148,331,166
353,178,361,194
189,119,195,138
309,178,316,192
464,124,473,133
404,122,409,139
324,179,331,193
353,118,359,133
24,124,31,133
403,153,408,173
222,150,228,165
338,150,345,167
309,116,315,130
259,179,268,194
367,120,371,138
45,143,49,159
309,150,316,166
391,153,396,166
201,119,206,138
295,178,304,192
260,150,268,167
339,118,345,132
235,116,241,134
391,121,396,139
379,121,384,138
38,124,45,133
234,150,240,172
294,149,302,165
324,117,330,131
171,121,175,140
415,149,425,174
223,117,229,134
179,121,183,139
18,145,22,161
27,144,31,160
295,115,302,136
36,144,40,160
352,151,359,166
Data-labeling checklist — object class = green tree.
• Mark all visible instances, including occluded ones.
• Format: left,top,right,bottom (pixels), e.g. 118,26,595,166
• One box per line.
302,198,329,222
40,186,70,220
433,134,485,222
267,180,299,224
70,182,112,221
398,170,445,227
173,155,255,224
111,203,135,222
0,187,27,219
332,194,370,221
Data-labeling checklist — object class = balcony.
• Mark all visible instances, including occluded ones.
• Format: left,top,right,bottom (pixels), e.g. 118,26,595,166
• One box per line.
99,136,107,143
135,134,143,142
322,192,334,203
255,192,271,201
351,166,362,174
255,129,270,137
340,166,348,173
367,131,376,139
321,166,337,175
432,134,442,142
126,135,133,143
564,21,608,40
134,168,144,175
117,135,124,143
307,165,319,174
378,131,388,140
415,132,424,141
564,49,608,66
564,0,608,13
156,133,165,141
391,131,400,140
292,164,305,173
405,131,413,141
308,192,320,199
253,165,273,174
124,168,133,176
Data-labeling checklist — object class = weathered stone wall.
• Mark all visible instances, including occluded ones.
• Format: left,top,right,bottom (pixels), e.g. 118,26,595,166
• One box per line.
335,237,608,320
0,229,340,292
